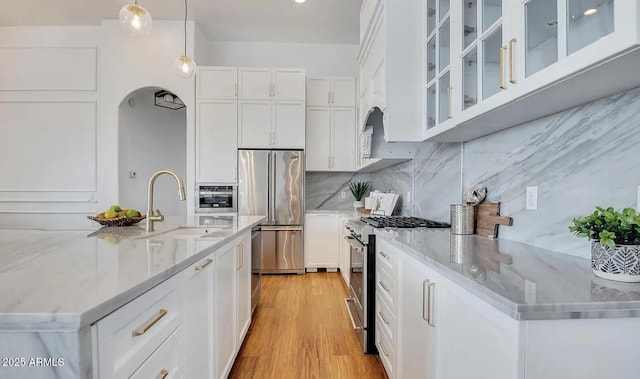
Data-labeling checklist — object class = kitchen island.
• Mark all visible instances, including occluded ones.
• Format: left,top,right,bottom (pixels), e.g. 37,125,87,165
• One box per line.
0,215,264,379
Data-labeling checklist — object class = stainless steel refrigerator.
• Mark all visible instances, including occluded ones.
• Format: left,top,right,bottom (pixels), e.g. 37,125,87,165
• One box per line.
238,149,304,274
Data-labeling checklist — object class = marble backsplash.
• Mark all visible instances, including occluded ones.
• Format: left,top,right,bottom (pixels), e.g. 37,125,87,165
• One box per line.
306,87,640,259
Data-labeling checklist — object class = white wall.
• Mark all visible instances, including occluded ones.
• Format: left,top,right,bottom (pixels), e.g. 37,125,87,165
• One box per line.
203,41,359,76
98,20,196,218
119,89,187,216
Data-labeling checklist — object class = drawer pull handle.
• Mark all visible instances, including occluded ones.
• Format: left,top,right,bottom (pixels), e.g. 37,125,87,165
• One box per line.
160,369,169,379
428,282,436,327
378,340,390,357
379,250,389,259
378,310,389,325
195,258,213,271
379,280,390,293
132,309,168,337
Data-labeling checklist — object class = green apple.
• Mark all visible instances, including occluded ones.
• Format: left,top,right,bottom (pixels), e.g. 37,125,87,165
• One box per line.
109,205,121,212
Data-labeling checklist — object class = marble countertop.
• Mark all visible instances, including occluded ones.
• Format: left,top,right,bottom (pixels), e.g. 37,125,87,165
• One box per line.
375,228,640,320
306,209,364,219
0,215,265,331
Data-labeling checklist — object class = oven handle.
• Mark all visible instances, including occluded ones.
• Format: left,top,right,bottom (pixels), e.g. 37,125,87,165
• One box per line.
344,236,365,252
344,298,362,330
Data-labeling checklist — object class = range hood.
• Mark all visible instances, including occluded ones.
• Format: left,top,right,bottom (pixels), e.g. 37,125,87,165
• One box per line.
358,107,418,172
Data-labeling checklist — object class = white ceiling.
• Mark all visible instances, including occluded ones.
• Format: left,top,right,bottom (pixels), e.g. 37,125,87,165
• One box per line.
1,0,363,44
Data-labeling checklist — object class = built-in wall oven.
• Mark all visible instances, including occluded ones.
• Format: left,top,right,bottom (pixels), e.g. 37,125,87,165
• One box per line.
195,184,237,213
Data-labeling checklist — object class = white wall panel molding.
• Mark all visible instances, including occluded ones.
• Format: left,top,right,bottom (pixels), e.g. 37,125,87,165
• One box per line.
0,100,98,194
0,92,98,103
0,191,96,203
0,47,97,91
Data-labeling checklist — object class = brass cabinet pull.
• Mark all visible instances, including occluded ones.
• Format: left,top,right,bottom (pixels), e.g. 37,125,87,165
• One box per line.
234,83,238,97
328,91,332,105
447,86,453,119
379,280,390,293
331,91,335,104
160,369,169,379
379,250,389,259
240,243,244,269
378,310,389,325
500,46,507,90
237,245,241,270
509,38,517,84
428,282,436,327
422,279,429,321
132,309,168,337
378,340,390,357
195,258,213,271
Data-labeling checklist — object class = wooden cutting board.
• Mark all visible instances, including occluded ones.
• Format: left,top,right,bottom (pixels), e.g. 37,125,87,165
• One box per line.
475,201,512,238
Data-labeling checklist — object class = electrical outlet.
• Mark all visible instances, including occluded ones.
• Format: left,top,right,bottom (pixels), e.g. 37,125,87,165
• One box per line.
129,171,137,179
340,191,346,200
526,186,538,210
525,280,537,304
406,191,411,204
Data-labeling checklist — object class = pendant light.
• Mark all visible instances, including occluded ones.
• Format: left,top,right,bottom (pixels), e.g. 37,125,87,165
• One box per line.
175,0,197,78
119,0,152,36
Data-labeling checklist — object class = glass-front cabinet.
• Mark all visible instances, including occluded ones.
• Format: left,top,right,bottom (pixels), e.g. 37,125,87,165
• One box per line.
423,0,640,142
424,0,457,131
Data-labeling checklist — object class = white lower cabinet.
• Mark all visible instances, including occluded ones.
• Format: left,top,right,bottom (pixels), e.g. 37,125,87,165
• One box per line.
215,240,239,379
304,213,340,270
236,232,252,345
130,325,185,379
184,254,215,378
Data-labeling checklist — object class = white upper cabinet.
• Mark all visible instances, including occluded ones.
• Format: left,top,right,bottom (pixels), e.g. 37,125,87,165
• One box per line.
238,68,272,100
197,67,238,99
424,0,640,142
331,107,357,171
273,68,306,100
239,67,305,101
196,100,238,183
307,76,356,107
237,67,306,149
305,107,332,170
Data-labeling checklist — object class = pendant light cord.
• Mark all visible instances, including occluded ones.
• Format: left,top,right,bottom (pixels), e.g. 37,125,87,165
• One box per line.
183,0,188,56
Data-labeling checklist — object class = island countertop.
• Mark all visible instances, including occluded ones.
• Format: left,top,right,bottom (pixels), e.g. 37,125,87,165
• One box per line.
0,215,265,331
375,228,640,320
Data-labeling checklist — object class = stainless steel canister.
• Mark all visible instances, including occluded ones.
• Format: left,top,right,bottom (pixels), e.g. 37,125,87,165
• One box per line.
450,204,476,235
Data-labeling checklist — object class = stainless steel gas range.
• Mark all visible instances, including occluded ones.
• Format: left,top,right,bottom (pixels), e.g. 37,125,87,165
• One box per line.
343,216,450,354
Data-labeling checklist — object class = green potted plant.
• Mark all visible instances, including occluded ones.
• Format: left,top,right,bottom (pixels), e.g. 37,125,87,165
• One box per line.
569,206,640,282
349,181,370,209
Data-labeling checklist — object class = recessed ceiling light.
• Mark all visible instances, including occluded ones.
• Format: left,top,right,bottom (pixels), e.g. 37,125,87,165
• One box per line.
294,0,306,3
584,8,597,16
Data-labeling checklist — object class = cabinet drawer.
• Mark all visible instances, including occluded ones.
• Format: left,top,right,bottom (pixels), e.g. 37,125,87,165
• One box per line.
376,238,397,275
96,275,183,378
375,293,396,346
376,266,395,309
376,323,395,379
130,325,185,379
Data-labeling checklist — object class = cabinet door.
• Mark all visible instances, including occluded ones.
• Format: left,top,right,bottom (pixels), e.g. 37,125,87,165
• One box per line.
236,233,252,345
238,100,272,148
307,77,331,106
397,253,436,379
197,67,238,99
184,254,215,379
215,242,237,379
305,107,331,171
196,101,238,182
304,214,339,268
339,216,350,286
331,107,356,172
238,67,272,100
330,77,356,107
272,101,305,148
272,68,306,100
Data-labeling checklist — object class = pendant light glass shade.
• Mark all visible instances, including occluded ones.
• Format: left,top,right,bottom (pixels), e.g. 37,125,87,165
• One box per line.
175,0,196,78
174,55,196,78
119,3,152,36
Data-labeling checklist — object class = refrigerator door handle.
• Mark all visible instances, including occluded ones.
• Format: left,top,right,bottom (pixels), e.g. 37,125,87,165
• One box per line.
266,151,272,224
271,151,277,224
261,226,303,232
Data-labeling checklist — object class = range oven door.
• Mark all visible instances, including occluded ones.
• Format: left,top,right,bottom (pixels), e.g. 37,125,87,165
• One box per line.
344,235,368,352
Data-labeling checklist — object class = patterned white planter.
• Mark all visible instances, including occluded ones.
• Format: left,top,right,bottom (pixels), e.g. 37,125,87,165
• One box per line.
591,241,640,282
353,200,364,209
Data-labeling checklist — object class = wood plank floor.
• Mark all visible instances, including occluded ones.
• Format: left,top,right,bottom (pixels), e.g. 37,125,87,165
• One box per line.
228,272,387,379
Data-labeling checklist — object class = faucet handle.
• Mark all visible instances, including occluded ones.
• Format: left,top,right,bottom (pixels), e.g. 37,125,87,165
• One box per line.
155,209,163,216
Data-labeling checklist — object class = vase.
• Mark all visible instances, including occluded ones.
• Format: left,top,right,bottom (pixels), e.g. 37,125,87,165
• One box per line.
591,241,640,282
353,200,364,209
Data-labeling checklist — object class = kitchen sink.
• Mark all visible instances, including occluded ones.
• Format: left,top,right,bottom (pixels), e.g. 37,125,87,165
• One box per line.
139,227,231,240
